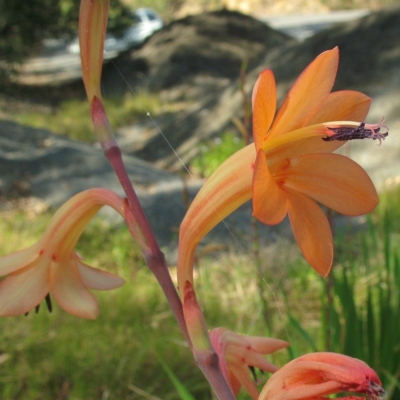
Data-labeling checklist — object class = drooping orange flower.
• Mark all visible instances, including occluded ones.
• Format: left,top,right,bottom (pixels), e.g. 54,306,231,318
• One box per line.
178,47,380,292
0,189,128,319
210,328,289,400
258,352,384,400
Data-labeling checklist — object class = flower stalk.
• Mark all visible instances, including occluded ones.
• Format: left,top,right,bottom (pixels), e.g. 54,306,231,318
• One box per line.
183,281,236,399
78,4,241,398
79,0,191,346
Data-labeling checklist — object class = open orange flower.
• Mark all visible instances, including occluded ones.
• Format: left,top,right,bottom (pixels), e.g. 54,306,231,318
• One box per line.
178,47,379,292
210,328,289,400
258,352,384,400
0,189,128,319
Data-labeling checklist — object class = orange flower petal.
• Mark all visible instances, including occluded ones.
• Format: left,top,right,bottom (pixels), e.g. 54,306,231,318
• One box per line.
77,260,125,290
310,90,371,124
246,336,289,354
259,352,383,400
282,153,378,216
0,261,50,316
267,135,344,171
184,144,255,244
229,373,242,397
230,363,259,400
51,260,99,319
264,124,346,178
0,246,39,277
243,352,279,374
285,189,333,276
252,69,277,151
253,150,288,225
178,144,254,292
268,48,339,139
210,328,286,400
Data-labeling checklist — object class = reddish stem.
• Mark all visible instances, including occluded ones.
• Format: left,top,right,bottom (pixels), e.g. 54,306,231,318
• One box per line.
105,142,235,400
104,145,190,345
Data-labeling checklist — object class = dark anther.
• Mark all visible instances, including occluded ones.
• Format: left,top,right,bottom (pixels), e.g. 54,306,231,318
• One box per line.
24,293,52,316
323,120,389,145
45,293,53,312
248,366,265,383
249,366,257,381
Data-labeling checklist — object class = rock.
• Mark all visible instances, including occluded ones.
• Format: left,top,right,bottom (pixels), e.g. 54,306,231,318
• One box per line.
129,9,294,92
0,119,200,247
116,7,400,187
257,6,400,187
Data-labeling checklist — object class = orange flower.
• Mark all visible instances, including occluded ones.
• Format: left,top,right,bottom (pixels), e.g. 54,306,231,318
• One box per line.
0,189,127,319
178,47,379,292
210,328,289,399
258,352,384,400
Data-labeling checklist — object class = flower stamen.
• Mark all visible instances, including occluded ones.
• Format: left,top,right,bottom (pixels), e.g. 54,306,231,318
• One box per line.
323,117,389,145
45,293,53,313
25,293,53,316
367,380,385,400
249,366,257,382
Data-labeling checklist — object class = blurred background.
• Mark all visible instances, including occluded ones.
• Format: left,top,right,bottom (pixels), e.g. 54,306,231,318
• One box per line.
0,0,400,399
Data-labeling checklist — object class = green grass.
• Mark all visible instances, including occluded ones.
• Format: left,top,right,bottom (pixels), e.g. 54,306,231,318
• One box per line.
190,131,245,178
0,213,208,400
0,184,399,399
319,186,400,398
11,92,161,143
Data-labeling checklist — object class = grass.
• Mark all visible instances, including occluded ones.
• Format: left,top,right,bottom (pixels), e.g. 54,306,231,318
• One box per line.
0,213,206,400
0,184,399,399
9,92,161,143
321,185,400,398
190,131,245,178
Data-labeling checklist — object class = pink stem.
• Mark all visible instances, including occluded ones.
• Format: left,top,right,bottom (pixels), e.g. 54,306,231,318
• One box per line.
104,145,191,345
196,351,236,400
91,87,232,400
106,143,235,400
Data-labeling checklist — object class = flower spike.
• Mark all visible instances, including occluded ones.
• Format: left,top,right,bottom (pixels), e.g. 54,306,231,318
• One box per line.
0,188,129,319
258,352,384,400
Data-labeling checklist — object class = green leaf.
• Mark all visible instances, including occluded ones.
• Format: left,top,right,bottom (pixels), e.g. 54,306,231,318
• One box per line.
288,314,318,352
157,356,197,400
